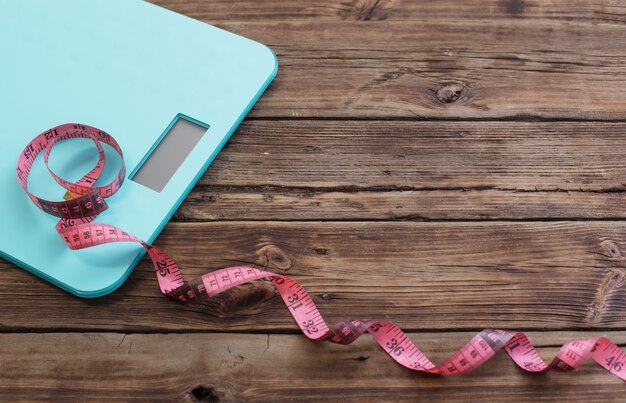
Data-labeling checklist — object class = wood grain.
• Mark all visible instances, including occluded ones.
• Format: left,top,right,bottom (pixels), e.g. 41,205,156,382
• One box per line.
144,1,626,119
2,221,626,332
152,0,626,22
199,121,626,191
4,0,626,399
2,331,625,401
195,121,626,190
177,187,626,221
172,120,626,221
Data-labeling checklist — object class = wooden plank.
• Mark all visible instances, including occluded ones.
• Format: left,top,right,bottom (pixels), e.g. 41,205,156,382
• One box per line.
144,1,626,119
2,221,626,332
2,331,625,401
153,0,626,22
162,120,626,220
198,121,626,190
177,187,626,221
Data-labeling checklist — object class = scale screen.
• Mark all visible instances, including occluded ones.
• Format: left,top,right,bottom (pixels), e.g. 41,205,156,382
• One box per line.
131,116,209,192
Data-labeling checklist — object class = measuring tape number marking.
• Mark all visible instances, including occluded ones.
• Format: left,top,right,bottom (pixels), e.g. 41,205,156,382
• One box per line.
16,124,626,381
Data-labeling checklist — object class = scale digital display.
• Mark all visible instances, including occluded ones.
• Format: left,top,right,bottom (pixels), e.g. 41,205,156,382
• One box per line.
131,116,209,192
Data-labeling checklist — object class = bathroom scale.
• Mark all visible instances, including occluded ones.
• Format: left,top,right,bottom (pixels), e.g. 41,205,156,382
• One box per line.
0,0,278,297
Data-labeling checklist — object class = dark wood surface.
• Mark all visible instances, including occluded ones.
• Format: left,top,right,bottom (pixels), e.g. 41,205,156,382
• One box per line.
3,1,626,401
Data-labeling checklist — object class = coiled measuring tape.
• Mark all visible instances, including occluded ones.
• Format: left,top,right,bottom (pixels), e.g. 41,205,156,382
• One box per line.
16,123,626,381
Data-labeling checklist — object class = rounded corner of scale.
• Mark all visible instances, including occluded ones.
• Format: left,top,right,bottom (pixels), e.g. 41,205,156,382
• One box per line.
61,271,133,299
251,42,278,81
262,44,279,78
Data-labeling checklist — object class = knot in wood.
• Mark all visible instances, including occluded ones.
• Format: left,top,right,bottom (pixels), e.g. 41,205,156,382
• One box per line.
313,247,329,256
436,84,463,103
256,244,292,270
601,240,622,258
189,385,221,402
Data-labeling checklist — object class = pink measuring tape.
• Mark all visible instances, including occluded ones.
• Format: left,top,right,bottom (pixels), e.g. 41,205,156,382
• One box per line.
16,123,626,380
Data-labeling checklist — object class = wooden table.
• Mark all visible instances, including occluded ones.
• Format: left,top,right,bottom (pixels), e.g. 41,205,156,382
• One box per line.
2,1,626,400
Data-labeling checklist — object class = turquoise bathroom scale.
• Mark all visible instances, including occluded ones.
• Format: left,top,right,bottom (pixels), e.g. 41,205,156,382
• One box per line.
0,0,278,297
